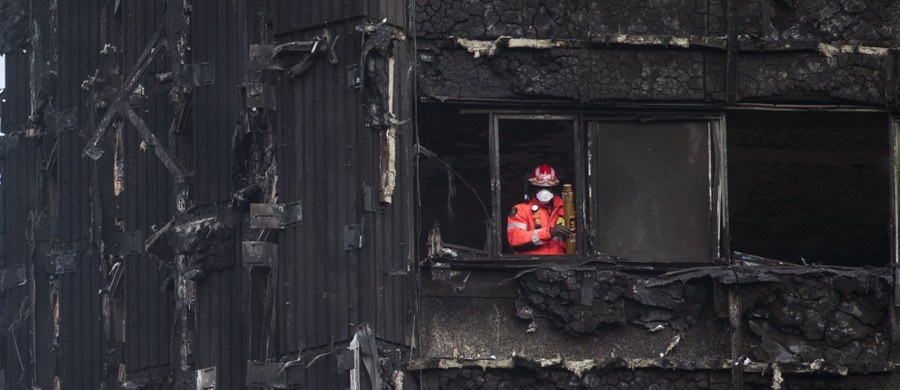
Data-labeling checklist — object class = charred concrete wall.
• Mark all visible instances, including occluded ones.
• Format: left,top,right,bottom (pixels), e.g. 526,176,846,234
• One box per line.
417,367,897,390
415,0,900,105
415,265,899,388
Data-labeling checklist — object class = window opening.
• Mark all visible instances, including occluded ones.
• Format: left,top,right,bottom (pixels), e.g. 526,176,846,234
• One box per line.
728,111,891,266
494,116,578,257
417,105,491,256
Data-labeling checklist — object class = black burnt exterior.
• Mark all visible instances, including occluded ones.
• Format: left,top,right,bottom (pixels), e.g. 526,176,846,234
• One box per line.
0,0,898,389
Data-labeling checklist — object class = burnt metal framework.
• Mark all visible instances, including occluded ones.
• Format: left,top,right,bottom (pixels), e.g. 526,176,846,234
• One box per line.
0,0,415,388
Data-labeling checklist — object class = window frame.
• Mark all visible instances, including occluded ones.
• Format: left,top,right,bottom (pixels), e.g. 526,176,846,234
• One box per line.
482,112,729,264
583,115,728,263
488,113,586,258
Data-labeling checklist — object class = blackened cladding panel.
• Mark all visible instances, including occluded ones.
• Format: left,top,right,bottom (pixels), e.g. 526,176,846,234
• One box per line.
737,52,892,105
185,0,252,380
416,0,717,39
741,0,898,45
56,1,105,389
58,0,99,243
59,251,104,390
277,22,364,353
3,137,39,389
591,121,713,263
120,0,174,374
191,5,247,387
192,0,242,206
192,2,250,374
417,49,708,103
276,21,412,354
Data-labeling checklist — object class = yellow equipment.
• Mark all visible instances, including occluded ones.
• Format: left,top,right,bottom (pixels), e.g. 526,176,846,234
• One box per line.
562,184,576,255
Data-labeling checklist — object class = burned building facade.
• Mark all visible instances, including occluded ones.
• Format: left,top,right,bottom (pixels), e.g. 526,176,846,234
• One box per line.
0,0,898,389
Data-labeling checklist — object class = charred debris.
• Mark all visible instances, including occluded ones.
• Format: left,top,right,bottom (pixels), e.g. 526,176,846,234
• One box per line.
0,0,899,389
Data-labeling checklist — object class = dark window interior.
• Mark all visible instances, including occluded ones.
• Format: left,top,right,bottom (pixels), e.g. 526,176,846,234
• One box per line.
727,112,891,266
418,105,491,253
418,106,893,267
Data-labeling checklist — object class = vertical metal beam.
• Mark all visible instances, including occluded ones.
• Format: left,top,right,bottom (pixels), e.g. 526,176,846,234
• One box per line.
729,286,744,390
165,1,195,387
891,118,900,305
489,114,501,257
725,0,738,104
573,115,587,256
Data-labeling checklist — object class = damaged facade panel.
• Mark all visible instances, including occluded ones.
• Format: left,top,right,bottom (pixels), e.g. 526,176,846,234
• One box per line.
419,269,729,366
417,266,899,388
117,2,177,383
740,273,893,370
2,136,39,389
415,0,724,39
274,18,413,366
742,0,899,45
191,0,241,206
737,52,892,104
418,49,718,102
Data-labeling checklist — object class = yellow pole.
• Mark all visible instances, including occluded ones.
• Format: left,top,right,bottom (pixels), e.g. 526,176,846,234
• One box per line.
562,184,576,255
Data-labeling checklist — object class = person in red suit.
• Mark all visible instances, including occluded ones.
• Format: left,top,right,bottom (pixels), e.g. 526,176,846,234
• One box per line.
506,164,572,255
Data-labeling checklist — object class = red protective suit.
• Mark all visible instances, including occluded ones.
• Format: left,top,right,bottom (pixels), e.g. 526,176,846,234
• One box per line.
506,196,566,255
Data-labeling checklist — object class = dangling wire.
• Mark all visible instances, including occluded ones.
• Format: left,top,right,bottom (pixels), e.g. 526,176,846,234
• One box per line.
446,168,456,223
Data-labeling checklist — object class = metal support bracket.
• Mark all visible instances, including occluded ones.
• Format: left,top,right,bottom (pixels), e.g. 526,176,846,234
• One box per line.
336,349,355,371
346,64,362,89
344,223,363,251
362,185,378,212
176,62,215,87
57,107,79,133
245,361,303,388
249,44,279,70
242,241,278,267
195,366,216,390
49,250,78,275
249,202,302,229
109,231,145,256
1,264,27,290
244,82,277,110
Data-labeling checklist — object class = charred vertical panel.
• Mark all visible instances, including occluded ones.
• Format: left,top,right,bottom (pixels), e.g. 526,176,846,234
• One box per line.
55,4,107,389
274,17,411,365
119,0,173,378
3,137,40,389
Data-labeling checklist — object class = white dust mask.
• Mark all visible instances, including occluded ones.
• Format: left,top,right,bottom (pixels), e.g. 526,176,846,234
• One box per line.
535,189,554,204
